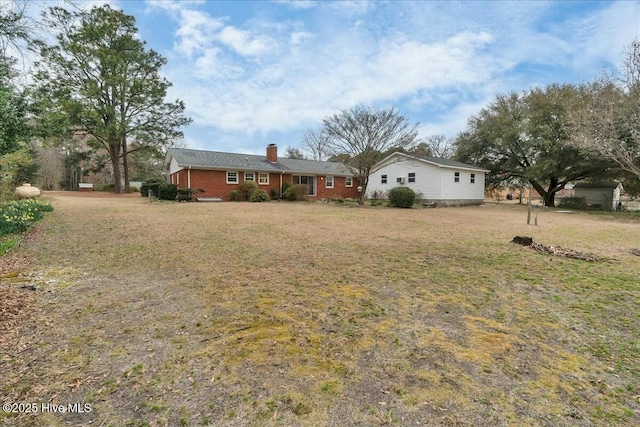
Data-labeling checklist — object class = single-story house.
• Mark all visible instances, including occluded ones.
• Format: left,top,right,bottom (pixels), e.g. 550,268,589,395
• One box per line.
163,144,361,201
367,152,489,206
574,182,624,210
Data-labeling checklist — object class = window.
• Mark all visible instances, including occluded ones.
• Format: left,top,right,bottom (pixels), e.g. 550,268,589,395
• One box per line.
227,171,238,184
470,173,475,184
397,177,405,184
244,172,255,181
381,174,387,184
408,172,416,183
258,173,269,185
326,176,334,188
454,172,460,183
345,177,353,187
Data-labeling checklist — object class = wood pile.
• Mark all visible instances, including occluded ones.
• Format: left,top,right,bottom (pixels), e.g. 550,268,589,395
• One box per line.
511,236,603,262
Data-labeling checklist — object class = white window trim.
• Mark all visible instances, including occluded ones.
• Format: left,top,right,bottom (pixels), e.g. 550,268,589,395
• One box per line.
408,172,416,183
244,172,255,181
381,175,387,184
226,171,238,184
326,176,334,188
258,172,269,185
454,172,460,183
470,173,475,184
345,177,353,187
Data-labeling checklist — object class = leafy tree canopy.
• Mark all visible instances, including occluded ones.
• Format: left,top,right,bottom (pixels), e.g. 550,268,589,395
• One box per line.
35,5,191,193
454,84,612,206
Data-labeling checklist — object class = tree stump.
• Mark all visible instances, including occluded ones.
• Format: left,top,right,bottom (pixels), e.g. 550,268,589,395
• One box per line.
511,236,533,246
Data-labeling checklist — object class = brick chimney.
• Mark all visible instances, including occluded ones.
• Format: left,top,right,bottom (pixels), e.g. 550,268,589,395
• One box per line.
266,144,277,163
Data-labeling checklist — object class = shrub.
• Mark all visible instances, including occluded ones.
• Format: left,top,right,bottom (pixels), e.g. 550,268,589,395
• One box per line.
240,180,259,201
125,185,139,193
158,183,178,201
94,183,115,192
250,189,270,202
229,190,243,201
389,186,416,208
558,197,587,210
140,179,164,197
176,188,204,202
269,188,280,200
282,181,292,194
283,184,308,201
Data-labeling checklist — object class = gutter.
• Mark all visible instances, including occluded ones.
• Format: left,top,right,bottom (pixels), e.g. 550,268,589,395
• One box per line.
280,171,284,198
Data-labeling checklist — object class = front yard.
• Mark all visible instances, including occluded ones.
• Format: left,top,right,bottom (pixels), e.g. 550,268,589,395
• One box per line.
1,195,639,426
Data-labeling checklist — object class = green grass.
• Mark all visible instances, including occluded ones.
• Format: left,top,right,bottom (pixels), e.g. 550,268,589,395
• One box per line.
0,234,19,254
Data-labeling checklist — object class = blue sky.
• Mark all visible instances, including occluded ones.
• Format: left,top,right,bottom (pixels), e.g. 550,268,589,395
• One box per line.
26,1,640,156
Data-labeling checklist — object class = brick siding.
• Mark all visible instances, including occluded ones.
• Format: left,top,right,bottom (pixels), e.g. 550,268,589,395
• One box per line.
170,169,360,200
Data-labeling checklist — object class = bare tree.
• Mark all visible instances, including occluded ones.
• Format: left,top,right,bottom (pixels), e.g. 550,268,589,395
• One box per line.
302,128,330,161
424,134,455,158
36,146,64,190
321,104,419,204
568,41,640,182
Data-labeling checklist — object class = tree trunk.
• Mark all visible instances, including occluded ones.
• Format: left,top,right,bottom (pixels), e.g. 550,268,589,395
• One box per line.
530,177,559,207
122,137,130,192
545,177,560,207
110,143,123,194
545,191,556,207
358,178,367,205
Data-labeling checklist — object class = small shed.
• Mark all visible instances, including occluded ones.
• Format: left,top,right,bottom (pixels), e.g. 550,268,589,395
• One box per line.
573,182,623,210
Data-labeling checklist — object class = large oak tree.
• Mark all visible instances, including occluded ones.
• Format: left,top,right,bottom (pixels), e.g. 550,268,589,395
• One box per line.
454,84,611,206
35,5,191,193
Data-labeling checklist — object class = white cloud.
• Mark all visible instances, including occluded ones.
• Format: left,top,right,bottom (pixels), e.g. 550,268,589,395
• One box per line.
145,1,640,151
146,0,205,13
174,9,225,57
273,0,318,10
218,26,274,56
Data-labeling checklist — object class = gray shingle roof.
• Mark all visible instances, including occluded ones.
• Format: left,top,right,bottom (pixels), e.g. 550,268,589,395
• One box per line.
167,148,354,175
376,152,489,172
414,154,489,171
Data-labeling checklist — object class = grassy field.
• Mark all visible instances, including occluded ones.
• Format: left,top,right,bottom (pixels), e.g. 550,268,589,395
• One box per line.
1,194,639,426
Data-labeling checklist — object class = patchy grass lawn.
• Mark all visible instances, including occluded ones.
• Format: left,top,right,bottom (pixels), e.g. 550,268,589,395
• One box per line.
1,195,639,427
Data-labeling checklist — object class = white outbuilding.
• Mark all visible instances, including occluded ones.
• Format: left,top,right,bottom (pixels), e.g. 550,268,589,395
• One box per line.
573,182,624,210
367,152,489,206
